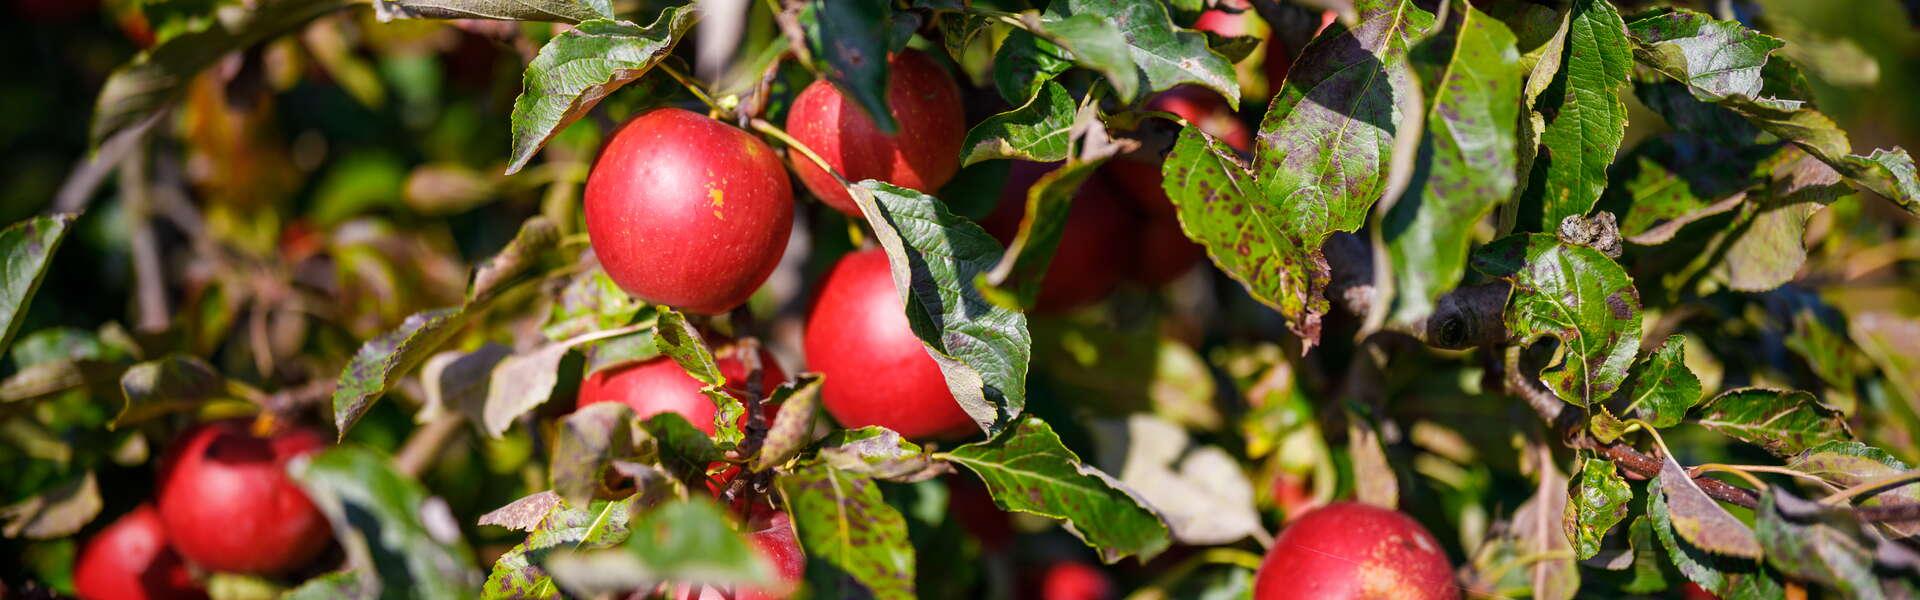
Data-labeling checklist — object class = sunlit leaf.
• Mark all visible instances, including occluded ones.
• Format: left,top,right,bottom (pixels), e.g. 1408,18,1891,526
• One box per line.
1693,388,1850,458
1517,0,1630,230
0,215,75,354
777,462,916,599
1647,475,1784,597
960,81,1075,166
542,499,769,597
507,7,698,173
1473,234,1642,406
290,447,482,597
943,416,1170,562
1564,453,1631,561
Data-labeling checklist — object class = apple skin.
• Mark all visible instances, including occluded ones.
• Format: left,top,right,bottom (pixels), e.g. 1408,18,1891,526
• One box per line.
73,504,206,600
585,107,795,314
786,49,966,215
1253,502,1458,600
1037,561,1114,600
804,248,978,440
155,420,332,576
1269,472,1319,521
576,343,787,436
979,162,1140,312
683,511,805,600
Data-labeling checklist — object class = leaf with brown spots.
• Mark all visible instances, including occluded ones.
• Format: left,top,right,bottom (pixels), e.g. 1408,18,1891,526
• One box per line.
942,416,1170,562
1657,452,1761,559
1692,388,1850,458
1648,474,1784,597
1473,234,1642,406
776,462,916,599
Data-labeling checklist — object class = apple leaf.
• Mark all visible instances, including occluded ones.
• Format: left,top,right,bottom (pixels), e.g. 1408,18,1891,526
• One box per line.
1089,415,1262,546
467,217,560,306
1851,312,1920,412
1615,335,1702,430
550,402,635,508
751,375,823,472
1472,234,1642,406
980,119,1125,310
482,343,572,438
777,461,916,600
1384,0,1524,323
1564,453,1631,561
290,446,483,598
333,306,471,438
960,81,1076,166
0,471,101,539
1032,320,1220,431
417,343,511,428
477,491,564,532
942,416,1170,563
483,496,633,599
1603,134,1763,245
817,427,941,483
850,181,1031,437
641,413,724,484
1012,14,1140,103
653,308,746,447
1754,488,1880,597
1646,481,1784,598
1693,388,1850,458
506,7,698,174
1516,0,1630,230
544,265,650,343
117,355,225,427
1788,440,1920,537
795,0,896,133
542,499,769,598
370,0,610,22
991,29,1077,106
1044,0,1240,107
0,215,74,354
1657,452,1761,559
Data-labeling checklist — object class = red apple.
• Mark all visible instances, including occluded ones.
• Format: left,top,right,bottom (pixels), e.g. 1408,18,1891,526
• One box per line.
1269,472,1318,521
1193,8,1252,39
1254,502,1457,600
585,108,794,314
155,420,331,576
1038,561,1114,600
980,162,1140,313
785,49,965,215
576,342,787,435
946,473,1013,552
1134,211,1207,287
73,504,205,600
682,511,805,600
804,248,977,440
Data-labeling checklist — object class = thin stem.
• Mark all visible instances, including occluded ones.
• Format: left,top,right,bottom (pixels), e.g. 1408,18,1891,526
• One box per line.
394,413,465,478
1688,464,1769,490
749,118,845,185
1690,464,1836,489
659,62,720,113
1822,469,1920,506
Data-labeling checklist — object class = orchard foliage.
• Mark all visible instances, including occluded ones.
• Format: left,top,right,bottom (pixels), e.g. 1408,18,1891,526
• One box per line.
4,0,1920,598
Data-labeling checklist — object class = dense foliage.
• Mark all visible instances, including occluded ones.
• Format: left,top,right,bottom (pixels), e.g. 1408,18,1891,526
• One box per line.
4,0,1920,598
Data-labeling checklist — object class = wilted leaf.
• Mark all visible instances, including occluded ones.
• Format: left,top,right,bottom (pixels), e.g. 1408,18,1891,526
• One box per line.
0,215,75,353
0,471,101,539
960,81,1075,166
943,416,1170,562
777,462,916,599
751,376,822,472
371,0,609,22
117,355,226,426
1564,453,1631,560
1090,415,1262,545
653,308,745,447
1693,388,1850,458
551,402,635,508
1045,0,1240,106
507,7,697,174
290,447,482,598
543,499,770,597
482,343,571,438
334,307,470,437
1754,488,1880,597
851,182,1031,437
1656,453,1761,559
478,491,564,532
818,427,940,482
1474,234,1642,406
1517,0,1630,229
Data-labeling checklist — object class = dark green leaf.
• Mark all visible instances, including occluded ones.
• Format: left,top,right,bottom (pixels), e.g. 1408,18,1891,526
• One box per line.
1604,134,1762,245
550,402,635,508
1385,1,1524,323
1564,454,1631,561
642,413,724,483
0,215,75,355
960,82,1076,166
371,0,609,22
1648,476,1784,597
751,375,822,472
777,462,915,599
1693,388,1850,458
1473,235,1642,406
542,499,770,597
1046,0,1240,106
507,8,697,174
943,416,1170,562
1022,14,1140,102
1620,517,1669,593
0,471,100,539
1754,488,1880,597
818,427,940,482
1519,0,1630,230
467,217,560,305
798,0,896,133
290,447,482,598
1619,335,1701,428
991,29,1076,106
1656,453,1761,559
654,308,745,447
851,182,1031,436
333,306,470,438
117,355,224,427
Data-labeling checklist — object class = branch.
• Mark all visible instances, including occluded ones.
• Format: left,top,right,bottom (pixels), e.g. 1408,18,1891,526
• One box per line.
393,413,465,479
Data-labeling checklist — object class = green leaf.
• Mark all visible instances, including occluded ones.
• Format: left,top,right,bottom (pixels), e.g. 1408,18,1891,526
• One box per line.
550,402,635,508
798,0,896,133
483,496,633,599
653,308,746,447
545,266,649,342
1385,1,1524,323
850,182,1031,436
1655,453,1760,559
90,0,352,145
817,427,940,482
751,375,823,472
0,215,75,355
290,447,482,598
641,413,724,484
1021,14,1141,103
283,571,372,600
542,499,770,597
1647,476,1784,598
991,29,1076,106
1564,453,1631,561
333,306,470,438
506,8,698,174
981,153,1117,310
777,462,916,600
0,471,100,539
1787,440,1920,537
1700,148,1850,292
1693,388,1850,458
117,355,225,427
1620,517,1669,594
1603,134,1763,245
1045,0,1241,107
1473,235,1642,406
1618,335,1701,428
943,416,1170,562
371,0,610,22
960,81,1076,166
1754,488,1880,597
1518,0,1631,230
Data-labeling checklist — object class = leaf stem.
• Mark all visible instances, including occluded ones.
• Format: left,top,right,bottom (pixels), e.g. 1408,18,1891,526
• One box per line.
658,62,720,114
748,118,847,186
1821,469,1920,506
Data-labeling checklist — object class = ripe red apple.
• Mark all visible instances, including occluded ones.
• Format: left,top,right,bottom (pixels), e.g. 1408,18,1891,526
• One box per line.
155,420,332,576
1193,7,1252,39
682,511,805,600
1269,472,1318,521
946,473,1013,552
1254,502,1458,600
785,49,965,215
804,248,977,440
585,108,795,314
1037,561,1114,600
576,343,787,436
73,504,206,600
980,162,1140,313
1134,212,1207,287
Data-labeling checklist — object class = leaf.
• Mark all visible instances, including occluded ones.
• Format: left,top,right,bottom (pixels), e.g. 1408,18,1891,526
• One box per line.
484,497,633,599
542,499,770,597
481,343,571,438
1618,335,1702,428
1754,488,1881,597
333,306,470,438
1033,320,1220,430
0,360,94,404
417,343,510,428
751,376,822,472
1603,134,1762,245
1620,517,1669,593
654,308,745,447
91,0,352,145
777,462,916,600
1045,0,1241,107
0,215,76,351
850,182,1031,436
641,413,723,483
1089,415,1263,545
818,427,940,482
1516,441,1578,599
1790,441,1920,506
478,491,564,532
1648,478,1783,598
117,355,225,427
1564,453,1631,560
1385,1,1524,324
507,8,698,174
550,402,635,508
1473,234,1642,406
1019,13,1141,103
1346,404,1399,509
1706,148,1850,292
991,29,1076,106
1851,312,1920,412
795,0,895,133
943,416,1170,562
1656,452,1761,559
960,81,1076,166
1518,0,1630,229
982,151,1117,310
371,0,609,22
283,571,372,600
290,447,482,598
0,471,101,539
544,266,650,342
467,217,560,305
1693,388,1850,458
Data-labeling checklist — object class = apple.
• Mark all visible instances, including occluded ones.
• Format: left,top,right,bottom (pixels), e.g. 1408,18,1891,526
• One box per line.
585,108,794,314
979,162,1140,312
155,420,332,576
804,248,977,440
1037,561,1114,600
576,342,787,436
73,504,205,600
1269,472,1318,521
682,511,805,600
946,473,1013,552
785,49,965,215
1254,502,1458,600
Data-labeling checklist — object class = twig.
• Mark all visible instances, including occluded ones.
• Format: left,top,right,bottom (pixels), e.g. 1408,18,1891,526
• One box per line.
748,118,843,184
120,147,171,333
394,413,465,478
54,112,165,215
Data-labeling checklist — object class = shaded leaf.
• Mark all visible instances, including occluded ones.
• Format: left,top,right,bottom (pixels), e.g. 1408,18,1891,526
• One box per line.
960,81,1075,166
818,427,940,483
0,215,74,355
543,266,649,343
1564,453,1631,560
1621,516,1669,593
1089,415,1263,545
333,307,470,438
981,141,1121,309
1754,488,1881,598
1046,0,1240,106
0,471,101,539
654,308,745,447
777,462,915,600
642,413,723,484
1017,14,1140,103
1693,388,1850,458
417,343,510,427
290,447,482,598
991,29,1076,106
507,8,698,174
1518,0,1630,229
543,499,769,597
0,360,96,404
482,343,571,438
944,416,1170,562
118,355,225,427
1033,320,1220,431
551,402,635,508
467,217,560,305
751,375,822,472
371,0,609,22
796,0,895,133
1656,452,1760,558
282,571,371,600
1473,234,1642,406
1647,475,1783,597
1852,313,1920,413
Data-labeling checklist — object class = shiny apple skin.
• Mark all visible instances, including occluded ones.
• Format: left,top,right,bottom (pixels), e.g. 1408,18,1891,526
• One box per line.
786,49,966,215
155,420,331,576
804,248,978,440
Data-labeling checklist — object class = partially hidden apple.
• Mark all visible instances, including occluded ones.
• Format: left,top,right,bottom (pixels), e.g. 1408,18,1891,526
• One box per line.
980,162,1141,312
575,342,787,435
73,504,206,600
155,420,332,576
681,511,805,600
1036,561,1114,600
804,248,977,440
1253,502,1458,600
785,49,965,215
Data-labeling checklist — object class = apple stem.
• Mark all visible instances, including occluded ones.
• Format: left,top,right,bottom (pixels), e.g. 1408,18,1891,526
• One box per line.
658,62,721,114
